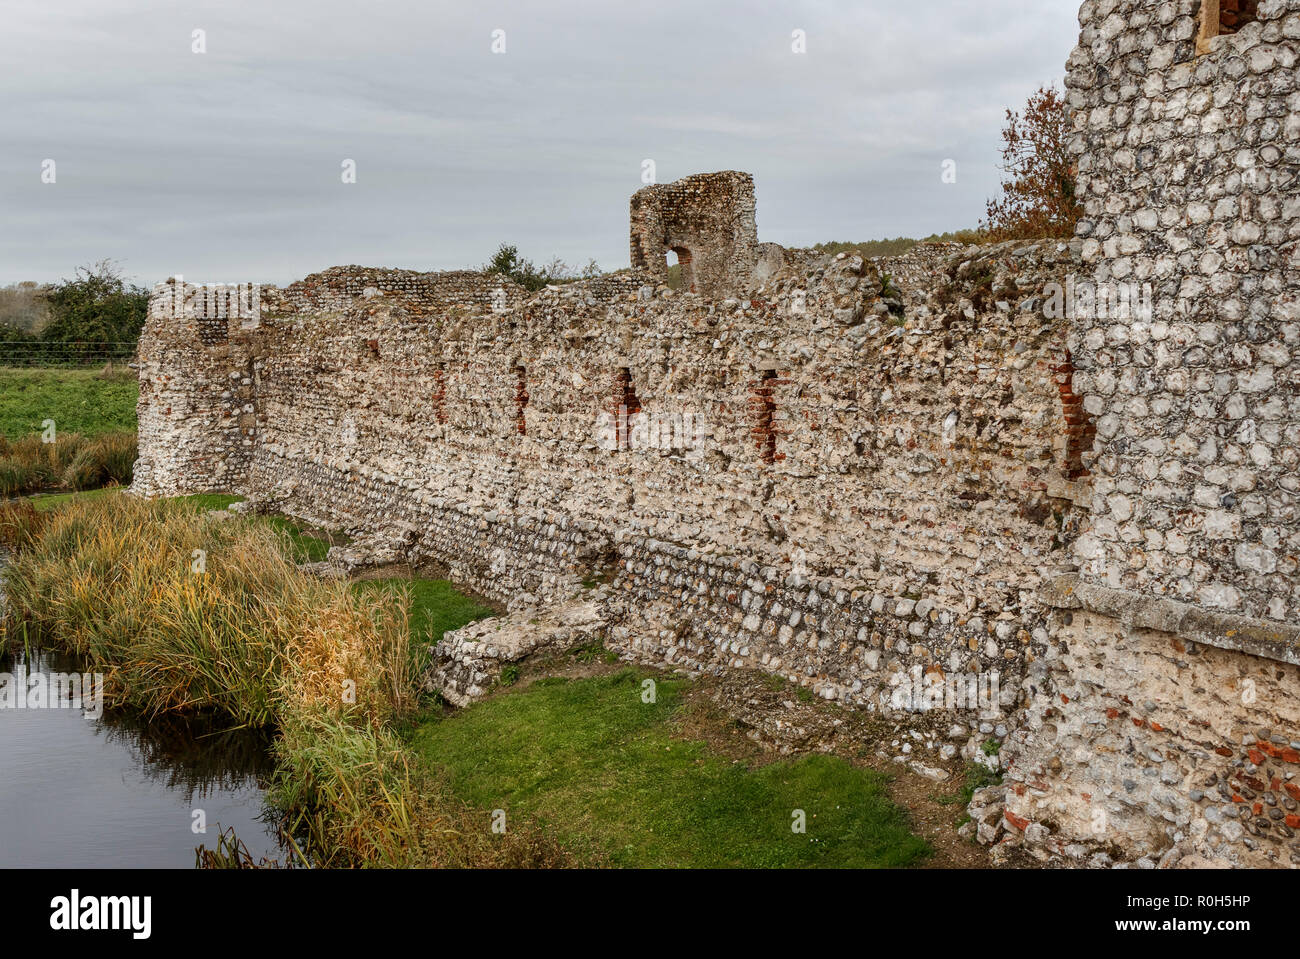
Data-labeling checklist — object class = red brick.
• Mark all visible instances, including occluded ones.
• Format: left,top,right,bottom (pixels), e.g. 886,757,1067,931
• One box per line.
1004,810,1031,832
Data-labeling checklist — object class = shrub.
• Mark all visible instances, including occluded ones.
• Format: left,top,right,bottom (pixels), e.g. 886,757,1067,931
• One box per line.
40,260,149,349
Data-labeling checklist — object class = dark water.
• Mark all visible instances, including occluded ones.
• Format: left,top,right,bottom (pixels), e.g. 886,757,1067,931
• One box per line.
0,647,285,868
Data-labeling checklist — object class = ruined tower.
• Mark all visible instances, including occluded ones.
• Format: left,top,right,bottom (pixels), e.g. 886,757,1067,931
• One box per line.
628,170,759,298
996,0,1300,867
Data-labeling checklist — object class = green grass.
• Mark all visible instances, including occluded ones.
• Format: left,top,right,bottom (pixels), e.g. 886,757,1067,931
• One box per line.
260,515,336,563
356,578,494,645
409,669,931,868
28,487,117,511
0,367,138,439
174,493,245,512
168,494,346,564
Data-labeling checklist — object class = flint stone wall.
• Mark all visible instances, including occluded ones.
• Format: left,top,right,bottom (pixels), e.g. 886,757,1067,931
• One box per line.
629,171,759,298
994,0,1300,867
134,229,1086,722
1067,0,1300,621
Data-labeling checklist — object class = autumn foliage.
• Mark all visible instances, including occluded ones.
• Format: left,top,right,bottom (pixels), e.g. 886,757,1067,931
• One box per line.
982,85,1082,241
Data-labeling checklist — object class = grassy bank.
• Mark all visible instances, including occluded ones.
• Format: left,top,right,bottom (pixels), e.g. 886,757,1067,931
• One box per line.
0,492,508,866
0,366,138,439
409,670,930,868
0,494,404,727
0,431,137,497
1,492,930,868
0,366,139,497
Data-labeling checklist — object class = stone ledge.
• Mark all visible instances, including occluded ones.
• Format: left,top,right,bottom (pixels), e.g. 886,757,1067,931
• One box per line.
1045,574,1300,667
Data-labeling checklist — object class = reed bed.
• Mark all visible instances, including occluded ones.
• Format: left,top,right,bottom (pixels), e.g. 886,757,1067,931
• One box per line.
0,430,137,497
0,492,556,867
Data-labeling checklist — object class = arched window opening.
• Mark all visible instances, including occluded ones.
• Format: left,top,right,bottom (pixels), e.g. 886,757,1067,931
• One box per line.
665,247,694,292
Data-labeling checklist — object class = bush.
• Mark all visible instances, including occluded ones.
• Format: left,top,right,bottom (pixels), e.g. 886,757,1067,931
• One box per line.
810,229,989,261
484,244,599,291
40,260,149,349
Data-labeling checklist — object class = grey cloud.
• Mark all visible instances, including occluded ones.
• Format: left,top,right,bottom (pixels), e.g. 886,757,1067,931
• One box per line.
0,0,1080,286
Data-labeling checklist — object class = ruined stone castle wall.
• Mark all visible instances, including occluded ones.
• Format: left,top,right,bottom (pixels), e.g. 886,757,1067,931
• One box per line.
131,0,1300,864
629,171,759,298
135,235,1083,721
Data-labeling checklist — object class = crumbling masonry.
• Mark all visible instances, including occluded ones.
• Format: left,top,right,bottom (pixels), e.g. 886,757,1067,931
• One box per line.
134,0,1300,869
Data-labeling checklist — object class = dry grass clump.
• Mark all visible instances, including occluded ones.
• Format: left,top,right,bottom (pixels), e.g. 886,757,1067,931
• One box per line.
2,492,568,868
0,431,137,496
5,495,300,723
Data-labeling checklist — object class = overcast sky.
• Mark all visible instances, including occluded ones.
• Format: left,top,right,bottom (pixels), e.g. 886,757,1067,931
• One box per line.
0,0,1080,287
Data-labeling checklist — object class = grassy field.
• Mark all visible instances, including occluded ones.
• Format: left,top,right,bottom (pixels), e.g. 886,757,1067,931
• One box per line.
0,368,139,496
0,367,138,439
409,669,931,868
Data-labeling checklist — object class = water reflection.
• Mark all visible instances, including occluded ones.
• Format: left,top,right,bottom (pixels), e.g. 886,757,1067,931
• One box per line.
0,646,284,868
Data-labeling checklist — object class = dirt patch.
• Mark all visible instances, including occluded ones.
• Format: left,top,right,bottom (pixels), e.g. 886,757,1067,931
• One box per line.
881,765,995,869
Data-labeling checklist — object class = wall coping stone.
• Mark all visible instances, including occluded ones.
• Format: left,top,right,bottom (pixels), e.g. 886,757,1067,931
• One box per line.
1046,575,1300,667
